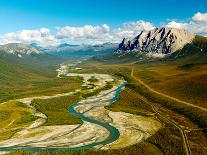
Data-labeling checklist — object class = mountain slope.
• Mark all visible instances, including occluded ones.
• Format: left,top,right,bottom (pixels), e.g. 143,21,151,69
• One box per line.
0,43,64,67
0,43,40,58
169,35,207,61
115,27,195,56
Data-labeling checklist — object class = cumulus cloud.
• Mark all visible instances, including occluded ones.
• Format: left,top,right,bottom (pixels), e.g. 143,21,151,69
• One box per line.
192,12,207,23
57,24,113,44
165,21,188,29
56,21,155,44
113,20,155,40
166,12,207,36
0,28,60,47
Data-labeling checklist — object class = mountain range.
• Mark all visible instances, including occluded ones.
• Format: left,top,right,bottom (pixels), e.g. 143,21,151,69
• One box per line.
39,42,118,57
0,27,206,63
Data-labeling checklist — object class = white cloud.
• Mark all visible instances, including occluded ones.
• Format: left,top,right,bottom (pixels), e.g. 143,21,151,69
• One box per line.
56,21,155,44
57,24,113,44
165,21,188,29
113,20,155,40
166,12,207,36
0,28,60,47
192,12,207,23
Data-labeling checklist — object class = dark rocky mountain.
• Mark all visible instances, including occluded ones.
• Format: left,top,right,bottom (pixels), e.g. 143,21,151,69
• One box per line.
115,27,195,57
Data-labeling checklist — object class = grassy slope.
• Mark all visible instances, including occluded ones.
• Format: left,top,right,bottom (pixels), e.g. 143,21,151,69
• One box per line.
106,87,154,115
0,101,38,141
133,62,207,108
0,58,82,103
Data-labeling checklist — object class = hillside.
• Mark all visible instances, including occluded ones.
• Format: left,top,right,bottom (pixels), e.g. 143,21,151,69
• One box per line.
0,43,66,68
0,44,82,103
169,35,207,61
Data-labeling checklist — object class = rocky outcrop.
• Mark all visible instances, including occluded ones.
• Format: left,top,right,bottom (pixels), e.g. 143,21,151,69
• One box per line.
115,27,195,55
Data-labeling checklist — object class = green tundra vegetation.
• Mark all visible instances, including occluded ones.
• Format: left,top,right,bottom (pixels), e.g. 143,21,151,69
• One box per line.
31,94,83,126
0,101,38,141
103,81,113,90
0,58,83,103
16,115,38,124
106,87,154,116
133,61,207,108
81,81,113,98
87,76,99,83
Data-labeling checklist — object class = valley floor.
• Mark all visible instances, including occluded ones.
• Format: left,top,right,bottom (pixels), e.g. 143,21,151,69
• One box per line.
0,60,207,155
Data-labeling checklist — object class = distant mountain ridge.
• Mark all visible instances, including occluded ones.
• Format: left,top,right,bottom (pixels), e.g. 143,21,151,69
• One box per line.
0,41,118,60
115,27,195,56
0,43,65,67
44,42,118,57
0,43,41,58
57,43,80,48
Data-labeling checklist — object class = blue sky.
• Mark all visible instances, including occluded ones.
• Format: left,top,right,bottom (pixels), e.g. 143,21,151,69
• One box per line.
0,0,207,46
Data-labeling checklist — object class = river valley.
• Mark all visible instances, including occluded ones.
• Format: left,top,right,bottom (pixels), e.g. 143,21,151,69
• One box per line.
0,63,162,153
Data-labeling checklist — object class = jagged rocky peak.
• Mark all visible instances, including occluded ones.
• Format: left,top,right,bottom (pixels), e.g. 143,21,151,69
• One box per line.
115,27,195,55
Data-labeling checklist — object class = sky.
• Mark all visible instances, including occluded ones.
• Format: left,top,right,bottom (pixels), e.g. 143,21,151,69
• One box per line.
0,0,207,46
